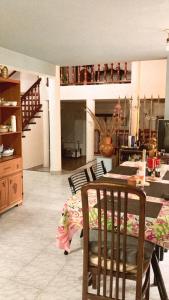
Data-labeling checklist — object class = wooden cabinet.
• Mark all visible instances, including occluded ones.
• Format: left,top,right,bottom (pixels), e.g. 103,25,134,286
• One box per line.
0,178,8,211
119,148,144,164
0,78,23,214
8,172,22,206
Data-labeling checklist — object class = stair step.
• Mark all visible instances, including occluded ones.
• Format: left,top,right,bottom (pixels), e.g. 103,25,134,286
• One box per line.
22,136,26,138
32,116,41,118
29,122,36,125
23,128,31,131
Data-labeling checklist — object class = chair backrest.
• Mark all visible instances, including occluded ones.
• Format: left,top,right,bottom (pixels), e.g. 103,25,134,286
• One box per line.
81,182,146,300
90,160,107,180
68,168,90,195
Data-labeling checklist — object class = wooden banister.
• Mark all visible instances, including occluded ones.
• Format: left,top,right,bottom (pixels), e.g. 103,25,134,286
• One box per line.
21,78,42,130
60,62,131,86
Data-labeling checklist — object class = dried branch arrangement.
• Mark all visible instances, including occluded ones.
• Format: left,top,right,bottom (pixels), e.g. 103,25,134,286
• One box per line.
86,106,123,140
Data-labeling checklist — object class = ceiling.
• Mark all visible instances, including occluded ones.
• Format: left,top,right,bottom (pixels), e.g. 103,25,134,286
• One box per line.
0,0,169,66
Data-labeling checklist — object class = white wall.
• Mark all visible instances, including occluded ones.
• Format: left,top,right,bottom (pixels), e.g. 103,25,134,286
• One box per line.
61,83,132,100
139,59,166,98
21,72,38,94
165,55,169,118
22,116,44,169
0,46,56,76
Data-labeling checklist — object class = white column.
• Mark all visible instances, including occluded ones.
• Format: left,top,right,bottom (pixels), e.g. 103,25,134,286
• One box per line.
42,100,50,167
40,77,50,168
86,98,95,162
131,61,140,138
49,66,61,173
165,55,169,119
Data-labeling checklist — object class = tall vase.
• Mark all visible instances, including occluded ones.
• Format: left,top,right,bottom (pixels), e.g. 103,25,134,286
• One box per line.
99,135,114,157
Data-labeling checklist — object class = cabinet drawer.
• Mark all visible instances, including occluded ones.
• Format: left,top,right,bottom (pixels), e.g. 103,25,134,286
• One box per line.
0,158,22,177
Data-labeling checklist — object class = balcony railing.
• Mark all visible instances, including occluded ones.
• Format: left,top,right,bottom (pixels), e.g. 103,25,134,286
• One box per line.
60,62,131,86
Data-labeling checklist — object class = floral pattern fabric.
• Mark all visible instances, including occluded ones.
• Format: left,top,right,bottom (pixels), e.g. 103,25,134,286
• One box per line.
57,189,169,252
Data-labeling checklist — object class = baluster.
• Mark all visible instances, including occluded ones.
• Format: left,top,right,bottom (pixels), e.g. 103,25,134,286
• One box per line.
28,94,31,121
60,67,63,84
38,83,40,107
78,66,81,84
66,66,69,84
91,65,94,83
111,63,114,82
97,64,100,82
72,66,75,84
34,87,36,110
104,64,108,82
84,66,87,84
124,62,127,80
117,63,120,81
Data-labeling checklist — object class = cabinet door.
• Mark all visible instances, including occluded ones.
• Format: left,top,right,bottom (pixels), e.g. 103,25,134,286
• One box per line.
0,178,8,212
8,172,22,205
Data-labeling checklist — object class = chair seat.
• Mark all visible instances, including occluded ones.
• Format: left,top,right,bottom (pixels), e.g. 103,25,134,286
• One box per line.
89,231,154,274
89,254,150,274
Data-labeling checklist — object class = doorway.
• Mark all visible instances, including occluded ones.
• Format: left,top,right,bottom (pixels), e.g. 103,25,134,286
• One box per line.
61,100,86,171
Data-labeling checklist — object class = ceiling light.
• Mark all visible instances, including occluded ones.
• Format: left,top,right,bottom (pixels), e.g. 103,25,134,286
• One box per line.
166,33,169,51
164,29,169,51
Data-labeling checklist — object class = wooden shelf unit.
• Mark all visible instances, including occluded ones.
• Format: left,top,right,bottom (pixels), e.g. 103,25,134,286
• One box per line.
119,147,144,164
0,78,23,214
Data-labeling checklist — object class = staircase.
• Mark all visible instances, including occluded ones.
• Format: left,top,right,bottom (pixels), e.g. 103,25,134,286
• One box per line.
21,78,42,136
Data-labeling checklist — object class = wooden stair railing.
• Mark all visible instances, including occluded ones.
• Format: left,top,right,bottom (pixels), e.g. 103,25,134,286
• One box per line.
21,78,42,130
60,62,131,86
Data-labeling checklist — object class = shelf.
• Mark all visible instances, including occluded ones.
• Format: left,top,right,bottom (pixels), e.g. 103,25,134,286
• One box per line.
0,155,21,163
0,105,20,109
0,78,20,84
0,131,22,136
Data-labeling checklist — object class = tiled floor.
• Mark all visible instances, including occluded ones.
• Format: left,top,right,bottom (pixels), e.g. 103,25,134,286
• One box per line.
0,170,169,299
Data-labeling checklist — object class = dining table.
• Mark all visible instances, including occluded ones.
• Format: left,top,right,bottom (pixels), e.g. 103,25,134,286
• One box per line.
57,161,169,300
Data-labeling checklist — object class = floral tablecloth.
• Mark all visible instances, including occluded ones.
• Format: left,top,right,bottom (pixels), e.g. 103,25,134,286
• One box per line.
57,188,169,253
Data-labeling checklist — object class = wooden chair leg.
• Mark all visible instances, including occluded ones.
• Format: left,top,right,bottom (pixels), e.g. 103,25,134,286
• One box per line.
145,266,150,300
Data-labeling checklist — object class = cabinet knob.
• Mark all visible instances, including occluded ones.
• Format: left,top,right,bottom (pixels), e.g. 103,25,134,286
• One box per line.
10,180,12,184
2,181,5,187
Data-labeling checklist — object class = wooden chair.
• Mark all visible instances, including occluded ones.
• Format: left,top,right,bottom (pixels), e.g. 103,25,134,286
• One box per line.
90,160,107,181
68,168,90,195
81,182,154,300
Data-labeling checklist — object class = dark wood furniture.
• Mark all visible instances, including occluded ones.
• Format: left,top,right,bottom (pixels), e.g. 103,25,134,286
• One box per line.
81,182,152,300
0,78,23,214
90,160,107,180
118,148,144,164
68,168,90,195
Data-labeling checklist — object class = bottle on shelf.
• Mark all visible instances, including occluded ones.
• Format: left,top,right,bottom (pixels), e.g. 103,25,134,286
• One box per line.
11,115,16,132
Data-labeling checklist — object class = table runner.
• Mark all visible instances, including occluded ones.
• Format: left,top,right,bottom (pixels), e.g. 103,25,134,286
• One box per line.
163,171,169,180
109,166,138,175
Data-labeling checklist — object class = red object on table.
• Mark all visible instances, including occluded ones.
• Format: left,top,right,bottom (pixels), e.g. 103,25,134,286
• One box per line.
154,158,161,167
147,157,155,170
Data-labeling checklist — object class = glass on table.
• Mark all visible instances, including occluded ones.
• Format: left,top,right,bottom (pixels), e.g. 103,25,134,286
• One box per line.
154,158,161,177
